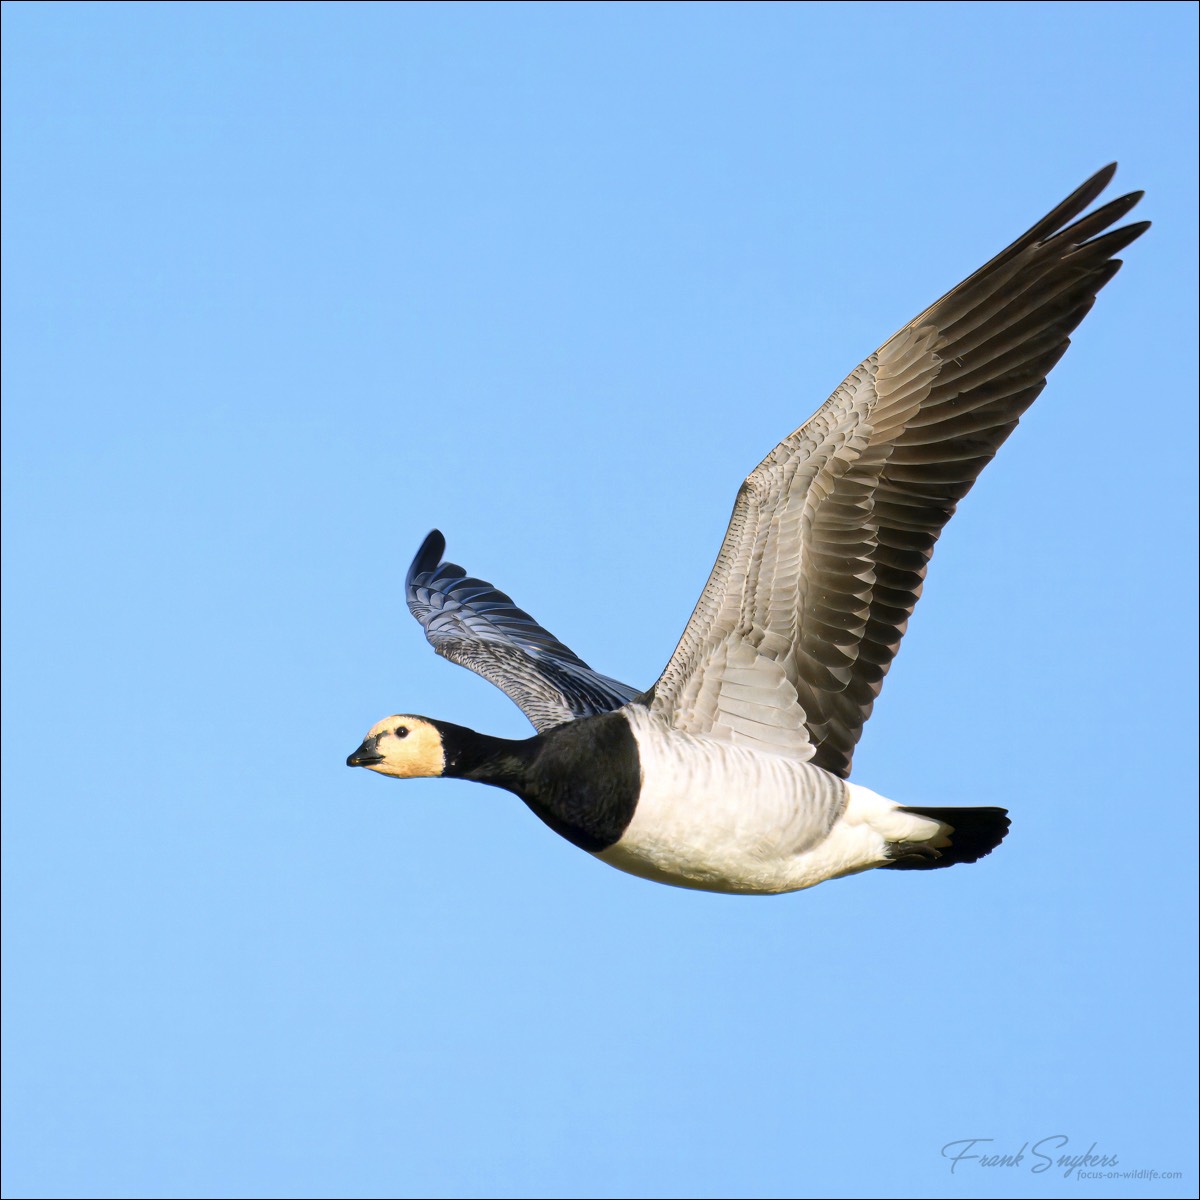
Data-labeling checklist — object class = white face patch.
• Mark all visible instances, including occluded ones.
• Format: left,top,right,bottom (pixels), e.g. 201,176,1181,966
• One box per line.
361,715,446,779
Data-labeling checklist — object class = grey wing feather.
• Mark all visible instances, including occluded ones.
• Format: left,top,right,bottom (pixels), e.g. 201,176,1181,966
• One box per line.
406,531,641,732
651,164,1149,777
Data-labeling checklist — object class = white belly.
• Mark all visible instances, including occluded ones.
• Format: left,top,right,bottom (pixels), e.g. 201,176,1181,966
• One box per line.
593,711,891,895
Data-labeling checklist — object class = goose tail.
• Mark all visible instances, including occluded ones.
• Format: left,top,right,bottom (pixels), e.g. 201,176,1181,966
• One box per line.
881,805,1011,871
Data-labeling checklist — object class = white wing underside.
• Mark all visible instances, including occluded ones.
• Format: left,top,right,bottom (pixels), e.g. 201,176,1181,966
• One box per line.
649,167,1147,778
657,335,936,762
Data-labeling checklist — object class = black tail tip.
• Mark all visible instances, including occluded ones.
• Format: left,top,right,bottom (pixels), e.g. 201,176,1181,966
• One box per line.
883,806,1011,871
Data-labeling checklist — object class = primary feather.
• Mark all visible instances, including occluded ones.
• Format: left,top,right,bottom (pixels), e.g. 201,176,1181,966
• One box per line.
405,530,641,731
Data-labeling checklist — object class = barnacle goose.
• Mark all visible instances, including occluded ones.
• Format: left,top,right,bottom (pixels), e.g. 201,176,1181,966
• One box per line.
348,165,1147,894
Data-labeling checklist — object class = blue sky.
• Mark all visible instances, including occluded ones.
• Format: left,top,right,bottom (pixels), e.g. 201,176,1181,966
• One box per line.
2,3,1197,1198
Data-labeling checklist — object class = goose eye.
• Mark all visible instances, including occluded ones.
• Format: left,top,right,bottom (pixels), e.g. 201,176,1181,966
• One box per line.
394,726,409,739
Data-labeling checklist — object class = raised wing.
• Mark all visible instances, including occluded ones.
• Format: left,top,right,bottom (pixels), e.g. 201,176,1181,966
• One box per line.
650,165,1148,777
406,530,641,732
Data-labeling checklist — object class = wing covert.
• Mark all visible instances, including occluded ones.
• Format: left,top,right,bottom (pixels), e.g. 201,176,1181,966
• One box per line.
406,531,640,732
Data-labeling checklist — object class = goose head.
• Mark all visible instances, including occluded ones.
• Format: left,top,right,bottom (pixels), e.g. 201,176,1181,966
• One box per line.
346,715,446,779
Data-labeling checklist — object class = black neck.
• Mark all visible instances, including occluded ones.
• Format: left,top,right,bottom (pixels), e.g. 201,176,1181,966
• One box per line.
435,721,540,793
429,711,642,855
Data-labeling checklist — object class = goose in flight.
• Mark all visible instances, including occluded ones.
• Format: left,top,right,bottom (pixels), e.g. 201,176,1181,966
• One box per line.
348,165,1147,894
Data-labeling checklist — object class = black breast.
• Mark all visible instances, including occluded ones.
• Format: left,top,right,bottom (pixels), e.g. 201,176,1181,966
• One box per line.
518,710,642,853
